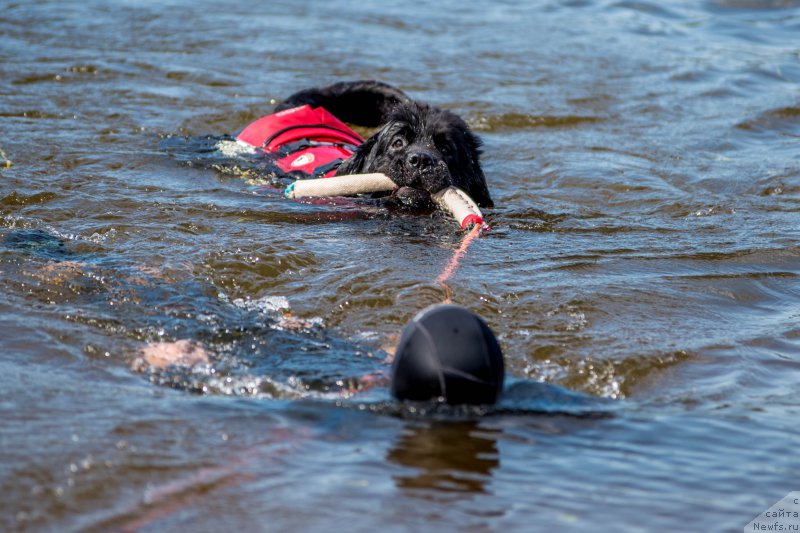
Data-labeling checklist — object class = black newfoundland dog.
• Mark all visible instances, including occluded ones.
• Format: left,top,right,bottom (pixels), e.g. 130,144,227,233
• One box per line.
267,80,493,208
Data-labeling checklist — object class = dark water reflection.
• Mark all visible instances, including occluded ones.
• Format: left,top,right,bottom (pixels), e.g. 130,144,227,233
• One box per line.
2,0,800,531
387,421,501,495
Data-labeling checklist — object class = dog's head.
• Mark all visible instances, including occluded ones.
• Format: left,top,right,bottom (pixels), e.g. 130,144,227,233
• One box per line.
337,102,493,208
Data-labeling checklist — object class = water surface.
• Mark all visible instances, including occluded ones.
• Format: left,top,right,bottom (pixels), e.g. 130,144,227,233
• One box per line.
1,0,799,531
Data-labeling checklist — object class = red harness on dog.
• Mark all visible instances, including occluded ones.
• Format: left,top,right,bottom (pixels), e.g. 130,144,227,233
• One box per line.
236,105,364,178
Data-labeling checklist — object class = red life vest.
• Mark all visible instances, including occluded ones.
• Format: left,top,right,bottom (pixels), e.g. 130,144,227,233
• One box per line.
236,105,364,178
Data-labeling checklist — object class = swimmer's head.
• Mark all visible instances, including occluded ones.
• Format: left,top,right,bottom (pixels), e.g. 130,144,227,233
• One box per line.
390,304,504,405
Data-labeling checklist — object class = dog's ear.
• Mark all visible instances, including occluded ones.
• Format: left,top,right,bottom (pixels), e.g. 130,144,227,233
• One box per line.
468,167,493,208
457,129,494,208
463,161,493,208
336,135,378,175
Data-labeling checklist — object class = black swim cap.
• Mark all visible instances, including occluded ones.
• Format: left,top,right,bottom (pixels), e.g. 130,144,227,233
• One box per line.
391,304,504,405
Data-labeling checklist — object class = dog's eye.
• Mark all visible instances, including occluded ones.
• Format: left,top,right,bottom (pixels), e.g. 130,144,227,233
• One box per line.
391,137,406,150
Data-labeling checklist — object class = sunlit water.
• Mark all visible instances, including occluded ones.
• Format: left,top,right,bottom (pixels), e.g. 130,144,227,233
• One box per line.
1,1,799,531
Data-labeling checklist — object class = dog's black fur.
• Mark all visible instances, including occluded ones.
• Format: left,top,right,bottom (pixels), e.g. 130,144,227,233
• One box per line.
275,80,493,208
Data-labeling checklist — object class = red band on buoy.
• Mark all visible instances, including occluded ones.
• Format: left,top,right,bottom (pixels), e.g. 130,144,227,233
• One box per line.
461,214,483,230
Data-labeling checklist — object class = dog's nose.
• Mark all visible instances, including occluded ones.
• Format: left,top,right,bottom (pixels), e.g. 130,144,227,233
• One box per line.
406,151,434,170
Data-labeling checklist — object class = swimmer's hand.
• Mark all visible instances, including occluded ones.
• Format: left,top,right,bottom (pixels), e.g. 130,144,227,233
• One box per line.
139,339,210,369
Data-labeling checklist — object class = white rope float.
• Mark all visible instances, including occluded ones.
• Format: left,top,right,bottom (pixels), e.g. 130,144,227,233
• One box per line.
284,173,485,230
